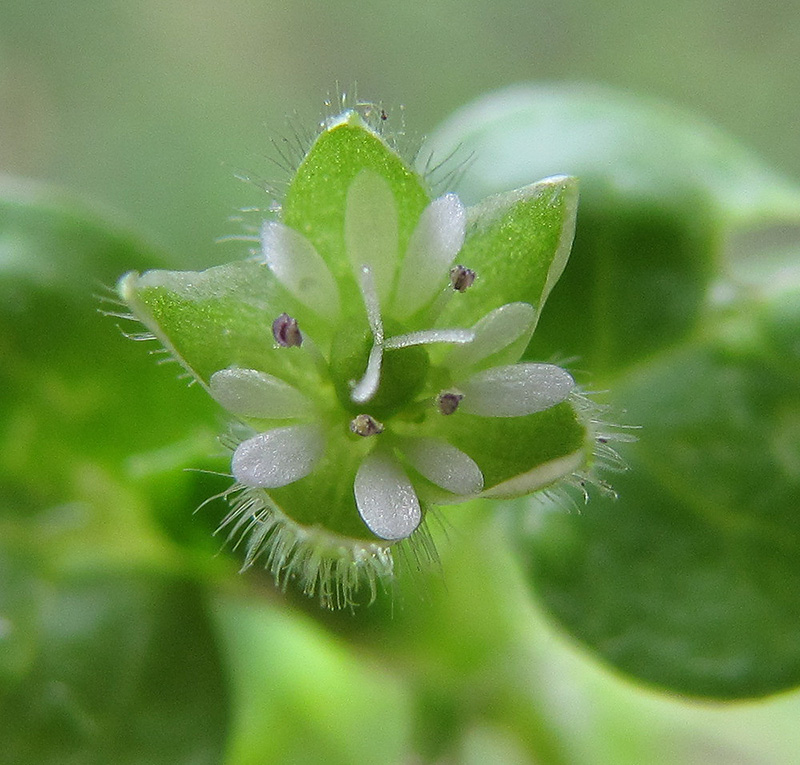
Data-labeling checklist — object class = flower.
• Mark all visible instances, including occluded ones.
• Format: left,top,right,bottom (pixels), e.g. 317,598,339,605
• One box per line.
210,177,577,542
119,108,591,606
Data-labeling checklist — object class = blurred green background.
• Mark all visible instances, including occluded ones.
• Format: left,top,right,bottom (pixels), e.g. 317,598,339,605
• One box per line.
2,2,800,764
3,0,800,268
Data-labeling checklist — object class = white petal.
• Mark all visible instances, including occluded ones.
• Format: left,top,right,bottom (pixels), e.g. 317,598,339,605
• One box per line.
345,170,398,301
393,194,466,319
261,221,340,319
459,363,574,417
384,328,474,350
232,425,324,488
210,367,310,419
398,437,483,495
444,302,536,370
354,450,421,540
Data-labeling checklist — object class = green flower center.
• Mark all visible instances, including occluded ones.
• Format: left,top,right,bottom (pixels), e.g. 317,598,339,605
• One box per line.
329,319,430,419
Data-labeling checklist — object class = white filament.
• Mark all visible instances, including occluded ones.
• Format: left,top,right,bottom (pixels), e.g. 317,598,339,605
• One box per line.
384,328,474,350
351,341,384,404
359,265,384,344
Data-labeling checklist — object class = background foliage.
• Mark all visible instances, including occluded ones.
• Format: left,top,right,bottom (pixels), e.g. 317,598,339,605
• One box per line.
2,2,800,763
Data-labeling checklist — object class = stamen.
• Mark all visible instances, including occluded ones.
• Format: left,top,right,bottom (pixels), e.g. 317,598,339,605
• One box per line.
349,413,384,437
424,265,477,325
272,313,302,347
423,285,456,326
450,265,476,292
436,390,464,415
351,265,385,404
300,334,329,377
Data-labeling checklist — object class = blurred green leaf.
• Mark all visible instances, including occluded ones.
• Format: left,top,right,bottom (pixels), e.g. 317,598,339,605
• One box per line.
422,84,800,223
526,321,800,698
0,180,240,764
0,178,218,509
0,548,228,765
421,84,800,376
211,593,412,765
374,507,576,764
423,85,800,698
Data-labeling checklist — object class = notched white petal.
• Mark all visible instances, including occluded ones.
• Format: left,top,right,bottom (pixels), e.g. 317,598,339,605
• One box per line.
261,221,340,319
459,363,575,417
393,193,467,319
354,450,421,541
345,170,398,301
232,424,324,488
444,302,536,370
210,367,310,419
399,437,483,495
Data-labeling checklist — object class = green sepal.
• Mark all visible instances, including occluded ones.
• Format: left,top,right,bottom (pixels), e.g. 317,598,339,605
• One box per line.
282,113,430,304
396,400,588,500
438,176,578,330
118,262,325,398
